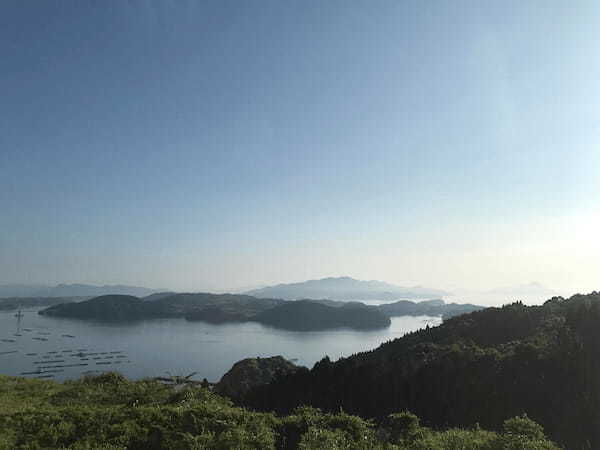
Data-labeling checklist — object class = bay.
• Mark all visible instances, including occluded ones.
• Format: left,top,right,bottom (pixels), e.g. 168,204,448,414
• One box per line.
0,309,441,382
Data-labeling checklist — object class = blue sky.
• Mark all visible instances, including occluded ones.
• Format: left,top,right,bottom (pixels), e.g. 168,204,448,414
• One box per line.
1,1,599,296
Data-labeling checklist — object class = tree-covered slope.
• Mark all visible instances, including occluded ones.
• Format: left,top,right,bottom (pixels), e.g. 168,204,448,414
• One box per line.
0,373,558,449
244,292,600,449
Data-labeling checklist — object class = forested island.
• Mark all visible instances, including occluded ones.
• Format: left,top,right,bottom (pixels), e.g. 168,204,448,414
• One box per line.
254,300,391,331
37,293,480,331
378,298,483,319
39,293,282,322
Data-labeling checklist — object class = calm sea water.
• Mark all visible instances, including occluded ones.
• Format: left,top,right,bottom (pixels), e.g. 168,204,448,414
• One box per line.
0,309,441,382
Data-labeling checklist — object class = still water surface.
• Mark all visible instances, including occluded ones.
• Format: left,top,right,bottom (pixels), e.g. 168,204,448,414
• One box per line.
0,309,441,382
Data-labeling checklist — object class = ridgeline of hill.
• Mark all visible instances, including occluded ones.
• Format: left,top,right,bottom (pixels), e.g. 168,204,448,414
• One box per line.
0,373,559,449
241,291,600,449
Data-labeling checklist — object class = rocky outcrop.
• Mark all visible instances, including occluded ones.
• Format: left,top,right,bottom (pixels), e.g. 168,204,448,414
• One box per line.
215,356,301,399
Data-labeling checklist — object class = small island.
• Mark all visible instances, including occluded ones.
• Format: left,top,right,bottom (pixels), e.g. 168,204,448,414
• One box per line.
378,299,483,319
254,300,391,331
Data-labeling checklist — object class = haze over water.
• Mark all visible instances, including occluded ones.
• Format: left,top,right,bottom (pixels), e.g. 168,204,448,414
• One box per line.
0,308,440,382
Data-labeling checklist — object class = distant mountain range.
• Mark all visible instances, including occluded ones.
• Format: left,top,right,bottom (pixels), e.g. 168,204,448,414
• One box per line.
1,279,558,306
0,283,164,298
245,276,449,301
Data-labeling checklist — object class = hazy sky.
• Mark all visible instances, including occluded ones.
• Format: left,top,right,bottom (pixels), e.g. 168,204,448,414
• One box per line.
1,1,599,296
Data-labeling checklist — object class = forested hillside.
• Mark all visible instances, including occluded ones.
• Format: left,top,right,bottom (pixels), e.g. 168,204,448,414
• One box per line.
0,373,558,449
244,292,600,449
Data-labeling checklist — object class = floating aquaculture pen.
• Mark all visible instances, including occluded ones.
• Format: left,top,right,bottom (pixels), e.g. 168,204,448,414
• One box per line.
38,363,88,369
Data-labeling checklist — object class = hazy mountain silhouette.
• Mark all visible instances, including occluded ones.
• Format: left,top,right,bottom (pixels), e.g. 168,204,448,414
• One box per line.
245,276,449,301
0,283,164,298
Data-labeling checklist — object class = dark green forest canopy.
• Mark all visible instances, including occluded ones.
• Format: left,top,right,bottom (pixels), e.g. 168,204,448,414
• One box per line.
0,373,558,449
242,292,600,449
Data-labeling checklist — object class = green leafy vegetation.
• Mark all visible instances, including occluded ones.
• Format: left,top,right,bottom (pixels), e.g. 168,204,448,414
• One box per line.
0,374,557,449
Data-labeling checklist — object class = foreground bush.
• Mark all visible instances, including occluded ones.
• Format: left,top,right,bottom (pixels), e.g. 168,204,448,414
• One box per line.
0,374,558,449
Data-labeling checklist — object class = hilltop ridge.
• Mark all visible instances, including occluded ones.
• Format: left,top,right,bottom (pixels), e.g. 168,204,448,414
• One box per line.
243,291,600,449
